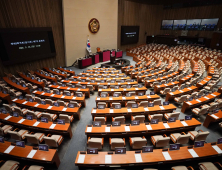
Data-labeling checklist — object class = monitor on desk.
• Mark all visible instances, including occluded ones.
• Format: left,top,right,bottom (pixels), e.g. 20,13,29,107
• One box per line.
138,92,144,96
91,80,95,83
111,80,115,83
57,119,65,125
98,104,105,109
13,112,19,117
151,119,159,124
29,98,34,102
185,115,192,120
142,146,153,153
66,92,71,96
77,93,83,97
188,97,193,101
81,79,86,82
112,121,121,126
115,147,126,154
217,137,222,144
93,121,101,127
39,144,49,151
0,136,4,143
170,143,180,151
168,117,176,123
214,109,219,113
68,103,74,108
41,117,48,123
148,103,154,107
38,88,42,91
26,115,33,120
132,103,138,108
101,80,105,83
150,92,155,95
114,104,121,109
131,120,140,126
16,140,25,148
1,109,7,114
163,101,169,106
87,148,98,154
126,93,131,97
113,93,119,97
41,101,46,105
126,85,131,89
54,102,59,107
18,95,23,99
194,140,205,148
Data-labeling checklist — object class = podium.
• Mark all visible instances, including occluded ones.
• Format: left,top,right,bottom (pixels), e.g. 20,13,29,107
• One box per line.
99,50,110,62
78,57,92,69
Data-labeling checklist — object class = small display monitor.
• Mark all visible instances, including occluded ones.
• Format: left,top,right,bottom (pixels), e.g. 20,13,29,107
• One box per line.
77,93,83,97
91,80,95,83
2,90,7,94
185,115,192,120
103,86,108,89
13,112,19,117
38,88,42,91
81,79,86,82
114,86,119,89
132,103,138,108
82,75,85,78
45,73,48,76
126,85,131,88
189,97,193,101
114,104,121,109
130,80,134,82
16,140,25,148
68,103,74,108
51,75,54,78
138,92,144,96
131,120,140,126
54,102,59,107
98,104,105,109
150,92,155,95
115,147,126,154
31,77,35,80
217,137,222,144
142,146,153,153
39,144,49,151
26,115,33,120
98,76,102,78
93,121,101,127
52,82,56,85
170,143,180,151
148,103,154,107
113,93,119,97
62,84,65,87
120,80,125,83
41,117,48,123
126,93,131,97
38,79,41,82
115,75,119,78
41,101,46,105
57,119,65,125
194,141,205,148
56,91,60,95
66,92,71,96
16,82,20,85
18,95,23,99
112,121,121,126
1,109,7,114
168,117,176,123
171,89,176,92
0,136,4,143
101,80,105,83
72,85,75,88
151,119,159,124
163,101,169,106
214,109,219,113
29,98,34,102
101,93,107,97
111,80,115,83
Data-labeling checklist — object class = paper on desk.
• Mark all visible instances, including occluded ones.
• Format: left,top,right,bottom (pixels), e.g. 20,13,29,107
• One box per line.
123,89,126,91
77,154,85,163
4,115,12,120
188,149,199,158
211,94,216,97
125,126,130,131
33,91,37,93
62,108,67,111
162,152,172,160
170,92,174,95
186,102,192,105
105,127,110,132
27,150,37,158
163,123,170,128
77,89,80,91
72,97,76,100
179,90,183,92
122,97,126,100
33,121,40,127
12,98,17,102
47,106,53,109
135,96,139,99
18,119,25,124
144,108,149,111
135,88,139,90
97,97,100,100
67,87,70,90
212,145,222,154
196,99,201,103
211,114,219,119
110,109,113,113
87,127,92,132
4,145,15,154
109,97,113,100
22,101,28,104
61,96,65,98
42,92,45,95
34,104,39,107
105,155,112,164
146,125,152,130
160,106,165,110
204,96,209,100
92,109,96,113
127,109,132,112
58,86,60,88
50,124,56,129
111,89,114,91
188,88,192,90
51,94,55,97
181,121,188,126
134,154,143,162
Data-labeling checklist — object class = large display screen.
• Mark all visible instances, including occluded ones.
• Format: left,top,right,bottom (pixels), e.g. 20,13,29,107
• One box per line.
121,26,139,45
0,27,56,65
161,20,174,30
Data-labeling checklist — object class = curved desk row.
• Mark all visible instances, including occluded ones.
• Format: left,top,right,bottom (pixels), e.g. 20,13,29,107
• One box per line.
0,113,72,138
79,72,126,77
196,76,212,89
203,110,222,128
85,118,201,137
137,69,165,83
86,69,119,73
179,74,194,85
57,67,75,76
43,67,67,79
0,91,12,104
125,67,143,75
18,73,45,89
98,87,147,96
71,76,131,81
154,81,179,93
34,71,57,83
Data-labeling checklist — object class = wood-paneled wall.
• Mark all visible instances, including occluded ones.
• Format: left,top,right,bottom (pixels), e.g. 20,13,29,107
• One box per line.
118,0,222,51
0,0,65,77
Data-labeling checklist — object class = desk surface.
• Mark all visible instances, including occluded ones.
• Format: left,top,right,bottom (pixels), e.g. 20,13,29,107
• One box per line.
34,71,57,83
57,67,75,75
44,67,67,78
196,76,212,88
19,73,45,88
75,143,222,166
0,91,12,104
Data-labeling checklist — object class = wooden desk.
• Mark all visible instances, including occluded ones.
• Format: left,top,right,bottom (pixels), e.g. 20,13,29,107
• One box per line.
72,76,131,81
3,77,30,94
79,72,126,77
0,141,60,168
203,110,222,128
34,71,57,83
43,67,67,79
87,70,119,73
85,119,200,137
125,67,143,75
130,68,154,79
98,87,147,96
57,67,75,76
95,94,160,107
75,143,222,167
165,60,173,71
48,85,90,98
178,60,185,73
196,76,212,89
12,98,81,119
179,74,194,85
181,92,221,113
121,65,133,72
218,86,222,94
145,72,179,87
33,90,86,107
93,67,116,70
207,66,215,76
91,104,176,118
137,69,165,83
154,81,179,93
19,73,45,88
0,113,72,138
0,92,12,104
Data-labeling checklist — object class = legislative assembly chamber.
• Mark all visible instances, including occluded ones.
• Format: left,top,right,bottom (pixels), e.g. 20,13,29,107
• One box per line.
0,0,222,170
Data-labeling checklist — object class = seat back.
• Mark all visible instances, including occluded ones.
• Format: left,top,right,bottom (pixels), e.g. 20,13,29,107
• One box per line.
43,136,58,147
199,107,209,115
179,95,187,102
169,112,180,119
132,138,147,149
45,99,53,105
195,131,210,141
126,101,136,108
8,131,21,140
59,114,70,123
128,91,136,96
34,97,42,104
94,117,106,125
177,134,191,144
156,137,170,147
139,101,148,107
113,116,125,124
153,99,161,105
26,110,38,119
152,114,163,122
13,107,23,116
134,115,145,123
25,134,39,144
41,113,53,121
101,92,108,97
3,104,12,113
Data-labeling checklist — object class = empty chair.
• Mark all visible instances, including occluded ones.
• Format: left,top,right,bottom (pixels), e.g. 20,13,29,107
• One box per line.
87,85,94,92
53,89,60,95
25,165,45,170
199,162,221,170
187,92,198,100
43,134,63,147
170,132,191,144
151,134,170,147
0,160,19,170
131,115,145,123
129,136,147,149
112,116,125,124
87,137,104,150
174,95,187,104
148,114,163,122
97,102,107,109
100,92,108,97
42,79,51,86
126,101,136,108
69,101,80,107
27,83,38,90
151,82,159,88
188,130,209,142
44,87,51,93
59,114,74,123
3,104,14,113
109,138,125,150
54,75,62,81
139,101,148,107
34,97,42,104
172,85,179,92
113,92,122,97
128,91,136,96
24,132,45,144
25,94,34,101
160,88,171,95
94,117,106,125
192,107,209,116
10,90,22,97
153,99,161,105
13,106,28,116
0,124,13,136
57,100,67,107
75,91,83,97
7,129,29,140
45,99,53,105
164,112,180,120
171,166,193,170
26,110,42,119
41,113,57,121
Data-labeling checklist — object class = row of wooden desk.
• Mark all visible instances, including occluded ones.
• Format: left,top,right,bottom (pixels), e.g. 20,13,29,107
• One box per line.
203,110,222,128
98,87,147,96
72,76,131,81
179,74,194,85
43,67,68,79
196,76,212,89
75,143,222,168
57,67,75,76
34,71,57,83
0,91,12,104
154,81,179,93
137,69,165,83
18,73,45,89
